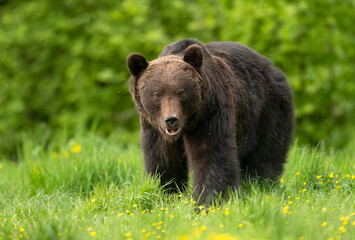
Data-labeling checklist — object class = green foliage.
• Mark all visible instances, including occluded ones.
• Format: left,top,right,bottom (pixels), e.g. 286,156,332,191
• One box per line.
0,134,354,239
1,0,355,156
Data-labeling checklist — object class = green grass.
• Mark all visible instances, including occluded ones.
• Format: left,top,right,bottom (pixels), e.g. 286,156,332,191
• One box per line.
0,133,354,240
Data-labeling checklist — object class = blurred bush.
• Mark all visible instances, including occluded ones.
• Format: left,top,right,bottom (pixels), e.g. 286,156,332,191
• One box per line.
1,0,354,157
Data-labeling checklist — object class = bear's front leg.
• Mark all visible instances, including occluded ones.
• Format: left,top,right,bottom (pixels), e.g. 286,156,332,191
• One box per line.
141,118,188,193
184,127,241,205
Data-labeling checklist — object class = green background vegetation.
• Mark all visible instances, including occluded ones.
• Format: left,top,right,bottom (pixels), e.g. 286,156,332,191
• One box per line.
1,0,355,158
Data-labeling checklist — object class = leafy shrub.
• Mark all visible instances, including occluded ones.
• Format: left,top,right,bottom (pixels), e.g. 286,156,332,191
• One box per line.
1,0,354,157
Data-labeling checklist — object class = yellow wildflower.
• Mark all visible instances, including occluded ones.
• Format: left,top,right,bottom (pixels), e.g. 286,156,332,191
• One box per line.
170,214,174,218
316,175,321,179
52,152,58,159
20,228,25,232
200,225,206,231
238,223,244,228
338,226,346,233
90,232,96,236
296,172,300,176
70,143,81,153
321,222,327,227
329,172,334,178
125,232,132,237
280,178,284,183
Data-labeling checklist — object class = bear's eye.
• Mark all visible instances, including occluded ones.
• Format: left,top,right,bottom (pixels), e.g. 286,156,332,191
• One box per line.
178,89,185,96
154,92,161,99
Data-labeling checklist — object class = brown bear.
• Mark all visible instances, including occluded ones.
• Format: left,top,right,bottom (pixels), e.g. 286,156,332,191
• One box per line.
126,39,294,205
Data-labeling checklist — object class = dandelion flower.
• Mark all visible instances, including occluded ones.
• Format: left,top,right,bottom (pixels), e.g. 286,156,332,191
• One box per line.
200,225,206,231
125,232,132,237
224,210,230,215
90,232,96,236
132,204,137,208
280,178,284,183
338,226,346,233
296,172,300,176
219,224,224,228
321,222,327,227
238,223,244,228
70,143,81,153
346,174,350,178
316,175,321,179
329,172,334,178
52,152,58,159
20,228,24,232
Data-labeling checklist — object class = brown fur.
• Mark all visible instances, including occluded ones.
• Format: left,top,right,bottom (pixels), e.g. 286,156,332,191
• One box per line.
127,39,294,205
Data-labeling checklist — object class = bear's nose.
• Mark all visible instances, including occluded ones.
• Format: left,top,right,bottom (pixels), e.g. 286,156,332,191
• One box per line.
165,115,179,128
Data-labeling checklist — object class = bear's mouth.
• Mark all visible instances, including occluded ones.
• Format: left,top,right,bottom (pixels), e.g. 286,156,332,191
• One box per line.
165,127,181,136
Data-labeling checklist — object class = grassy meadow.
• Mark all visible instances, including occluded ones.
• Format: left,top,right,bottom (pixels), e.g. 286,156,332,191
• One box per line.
0,133,354,240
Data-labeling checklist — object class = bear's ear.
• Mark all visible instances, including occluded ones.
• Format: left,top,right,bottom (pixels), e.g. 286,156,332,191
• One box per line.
126,53,149,77
183,44,203,70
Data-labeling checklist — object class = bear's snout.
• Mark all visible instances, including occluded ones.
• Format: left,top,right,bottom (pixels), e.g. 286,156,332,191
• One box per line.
164,114,181,136
165,115,179,128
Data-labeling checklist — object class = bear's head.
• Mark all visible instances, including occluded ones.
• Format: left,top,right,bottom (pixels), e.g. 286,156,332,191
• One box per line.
127,44,205,141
